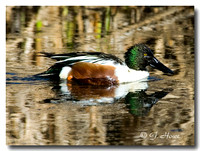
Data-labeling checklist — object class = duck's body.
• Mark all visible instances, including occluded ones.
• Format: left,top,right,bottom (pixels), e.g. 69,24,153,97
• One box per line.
59,61,149,85
38,44,173,85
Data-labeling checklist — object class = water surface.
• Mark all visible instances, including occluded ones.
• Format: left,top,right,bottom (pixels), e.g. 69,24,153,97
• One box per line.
6,6,194,145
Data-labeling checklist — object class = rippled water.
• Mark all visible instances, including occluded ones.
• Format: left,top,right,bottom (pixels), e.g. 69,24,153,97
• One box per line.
6,6,194,145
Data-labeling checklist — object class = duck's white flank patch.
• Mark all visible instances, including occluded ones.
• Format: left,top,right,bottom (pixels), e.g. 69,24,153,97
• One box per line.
114,65,149,83
59,66,71,79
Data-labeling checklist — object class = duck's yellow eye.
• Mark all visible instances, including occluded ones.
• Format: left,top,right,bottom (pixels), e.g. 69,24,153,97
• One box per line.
144,53,147,56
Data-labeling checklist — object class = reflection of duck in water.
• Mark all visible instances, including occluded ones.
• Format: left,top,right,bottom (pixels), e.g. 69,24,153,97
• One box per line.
43,80,148,105
125,88,172,116
56,80,149,105
37,44,173,85
43,81,172,116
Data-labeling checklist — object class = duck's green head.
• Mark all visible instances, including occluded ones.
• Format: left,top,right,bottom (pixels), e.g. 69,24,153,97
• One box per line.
125,44,174,74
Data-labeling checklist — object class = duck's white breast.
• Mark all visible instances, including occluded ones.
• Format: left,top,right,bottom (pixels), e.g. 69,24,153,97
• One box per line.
114,65,149,83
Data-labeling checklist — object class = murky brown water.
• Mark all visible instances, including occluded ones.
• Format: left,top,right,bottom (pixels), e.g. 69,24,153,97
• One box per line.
6,6,194,145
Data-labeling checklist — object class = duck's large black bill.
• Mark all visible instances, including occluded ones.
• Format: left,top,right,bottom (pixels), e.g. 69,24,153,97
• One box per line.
149,57,174,75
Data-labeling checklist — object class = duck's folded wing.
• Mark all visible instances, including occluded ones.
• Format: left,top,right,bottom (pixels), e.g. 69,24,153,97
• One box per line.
39,52,124,65
37,52,125,78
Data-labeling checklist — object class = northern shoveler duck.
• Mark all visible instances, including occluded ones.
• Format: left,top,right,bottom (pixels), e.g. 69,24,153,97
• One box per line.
38,44,173,85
